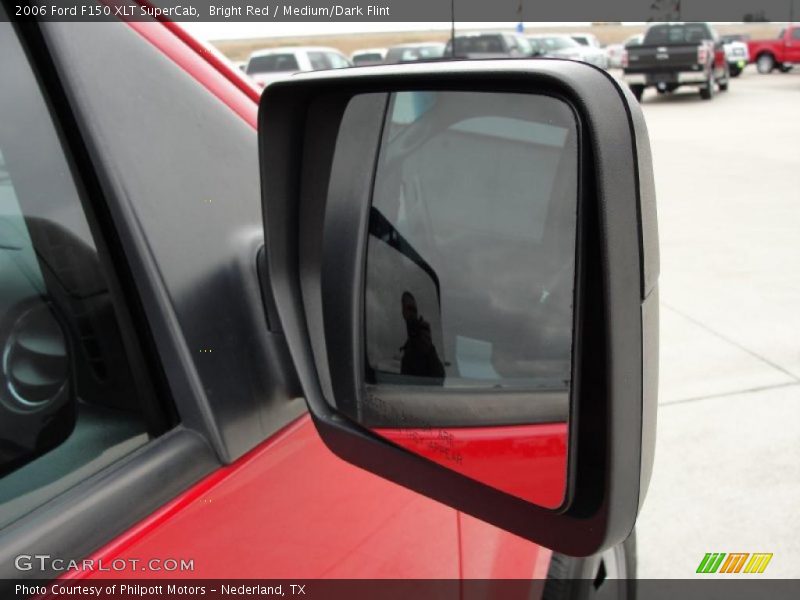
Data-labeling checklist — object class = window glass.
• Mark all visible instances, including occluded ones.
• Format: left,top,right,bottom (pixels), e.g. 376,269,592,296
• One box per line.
326,52,351,69
353,53,384,65
539,36,581,51
246,53,299,74
0,21,158,528
516,36,534,55
307,51,330,70
365,91,578,389
645,24,711,45
452,35,506,54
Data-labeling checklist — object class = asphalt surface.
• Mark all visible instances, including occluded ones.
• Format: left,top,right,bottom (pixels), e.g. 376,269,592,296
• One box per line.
625,67,800,578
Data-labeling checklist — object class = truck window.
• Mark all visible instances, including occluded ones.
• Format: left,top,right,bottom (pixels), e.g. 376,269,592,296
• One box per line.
246,54,299,74
453,35,506,54
644,24,711,45
0,20,166,529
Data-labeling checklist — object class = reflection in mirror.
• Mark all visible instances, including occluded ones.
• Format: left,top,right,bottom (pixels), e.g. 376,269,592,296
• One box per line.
358,91,578,509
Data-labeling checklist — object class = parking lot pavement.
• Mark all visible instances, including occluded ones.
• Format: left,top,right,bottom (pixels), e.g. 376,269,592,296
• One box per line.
631,68,800,578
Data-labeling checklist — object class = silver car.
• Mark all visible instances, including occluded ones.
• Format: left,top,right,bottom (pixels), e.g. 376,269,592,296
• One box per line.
528,35,608,69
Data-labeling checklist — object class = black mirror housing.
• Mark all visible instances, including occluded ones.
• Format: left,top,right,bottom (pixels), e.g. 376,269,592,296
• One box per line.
258,60,659,556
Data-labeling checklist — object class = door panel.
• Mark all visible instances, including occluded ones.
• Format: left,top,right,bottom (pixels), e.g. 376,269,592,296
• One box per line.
68,416,460,578
788,29,800,63
459,512,552,579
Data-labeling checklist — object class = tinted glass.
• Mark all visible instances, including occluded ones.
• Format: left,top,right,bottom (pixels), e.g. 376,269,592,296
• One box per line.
353,53,384,65
246,53,299,74
452,35,507,54
644,24,712,45
0,21,154,528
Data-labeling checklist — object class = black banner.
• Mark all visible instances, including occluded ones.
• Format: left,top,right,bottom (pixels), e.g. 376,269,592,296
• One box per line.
5,579,800,600
4,0,799,22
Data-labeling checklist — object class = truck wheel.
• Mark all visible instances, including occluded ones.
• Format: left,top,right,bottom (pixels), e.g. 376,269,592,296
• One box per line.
719,67,730,91
700,72,714,100
729,65,742,77
543,531,637,600
756,54,774,74
629,85,644,102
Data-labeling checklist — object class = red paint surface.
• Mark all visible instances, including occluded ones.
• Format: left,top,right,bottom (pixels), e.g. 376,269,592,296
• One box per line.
66,416,461,578
747,25,800,66
459,512,552,580
375,423,568,509
56,15,552,580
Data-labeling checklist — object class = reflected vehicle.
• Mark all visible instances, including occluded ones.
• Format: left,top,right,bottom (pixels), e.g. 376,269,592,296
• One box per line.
350,48,387,66
529,34,608,68
383,43,446,64
244,46,351,87
359,91,579,508
446,33,534,59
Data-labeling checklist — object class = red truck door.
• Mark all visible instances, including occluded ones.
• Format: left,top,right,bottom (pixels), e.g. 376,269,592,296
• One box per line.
788,27,800,63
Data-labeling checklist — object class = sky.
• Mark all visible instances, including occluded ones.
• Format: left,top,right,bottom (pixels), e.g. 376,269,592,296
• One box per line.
182,22,588,42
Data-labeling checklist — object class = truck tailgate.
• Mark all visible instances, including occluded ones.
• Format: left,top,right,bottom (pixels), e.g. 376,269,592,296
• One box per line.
626,44,699,73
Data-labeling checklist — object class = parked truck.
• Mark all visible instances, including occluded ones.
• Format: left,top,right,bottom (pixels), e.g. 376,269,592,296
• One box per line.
623,22,729,101
748,25,800,73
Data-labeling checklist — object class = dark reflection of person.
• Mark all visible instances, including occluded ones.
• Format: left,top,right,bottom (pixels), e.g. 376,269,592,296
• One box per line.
400,291,445,380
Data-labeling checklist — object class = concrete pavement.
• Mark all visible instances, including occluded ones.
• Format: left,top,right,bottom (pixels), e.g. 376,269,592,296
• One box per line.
629,67,800,578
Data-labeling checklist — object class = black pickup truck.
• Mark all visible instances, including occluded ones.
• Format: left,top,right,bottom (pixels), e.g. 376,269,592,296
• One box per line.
623,22,730,101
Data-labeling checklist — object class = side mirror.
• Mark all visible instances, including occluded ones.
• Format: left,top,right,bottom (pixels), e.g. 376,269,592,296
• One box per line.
258,60,659,556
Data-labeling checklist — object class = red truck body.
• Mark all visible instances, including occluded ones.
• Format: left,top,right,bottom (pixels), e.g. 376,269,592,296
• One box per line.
748,25,800,72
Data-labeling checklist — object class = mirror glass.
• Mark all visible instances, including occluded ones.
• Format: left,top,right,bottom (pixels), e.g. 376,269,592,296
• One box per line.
357,91,578,509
